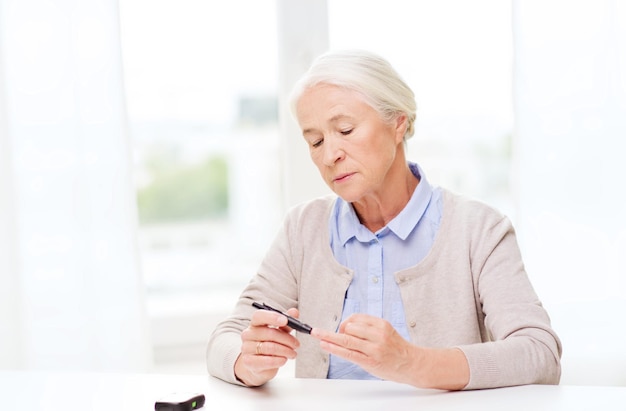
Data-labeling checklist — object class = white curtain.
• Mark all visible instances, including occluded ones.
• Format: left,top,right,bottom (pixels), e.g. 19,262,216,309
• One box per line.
0,0,151,371
513,0,626,385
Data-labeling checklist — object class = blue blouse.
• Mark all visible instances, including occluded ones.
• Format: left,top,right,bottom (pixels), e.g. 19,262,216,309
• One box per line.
327,162,442,379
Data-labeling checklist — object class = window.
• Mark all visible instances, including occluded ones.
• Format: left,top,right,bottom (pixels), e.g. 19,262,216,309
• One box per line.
119,0,282,370
119,0,515,372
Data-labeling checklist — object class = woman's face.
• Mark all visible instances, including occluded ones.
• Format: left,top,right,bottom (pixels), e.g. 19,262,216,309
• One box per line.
296,84,407,203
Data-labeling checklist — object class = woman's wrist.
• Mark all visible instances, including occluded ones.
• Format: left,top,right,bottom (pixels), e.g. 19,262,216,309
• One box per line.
408,346,470,390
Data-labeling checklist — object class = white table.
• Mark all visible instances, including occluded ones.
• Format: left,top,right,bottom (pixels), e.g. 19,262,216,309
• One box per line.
1,370,625,411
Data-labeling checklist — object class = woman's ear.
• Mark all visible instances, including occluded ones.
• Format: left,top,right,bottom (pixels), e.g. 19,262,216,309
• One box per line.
394,113,408,143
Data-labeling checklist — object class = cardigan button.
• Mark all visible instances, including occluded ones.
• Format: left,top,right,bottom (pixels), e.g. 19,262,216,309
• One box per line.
409,321,416,328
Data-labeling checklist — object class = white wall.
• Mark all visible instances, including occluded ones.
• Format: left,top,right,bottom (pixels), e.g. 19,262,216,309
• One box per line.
0,17,23,367
513,0,626,385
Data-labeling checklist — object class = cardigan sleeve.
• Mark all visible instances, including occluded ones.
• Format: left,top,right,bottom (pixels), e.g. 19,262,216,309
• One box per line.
456,213,562,389
206,200,312,385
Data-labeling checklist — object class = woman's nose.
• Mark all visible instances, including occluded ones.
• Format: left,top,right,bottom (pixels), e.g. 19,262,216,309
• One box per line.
322,137,345,166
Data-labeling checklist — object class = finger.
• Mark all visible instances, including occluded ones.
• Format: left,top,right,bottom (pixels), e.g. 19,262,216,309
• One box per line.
338,313,382,332
250,309,289,328
240,351,289,369
311,327,356,346
338,315,391,342
340,320,378,340
313,327,368,352
244,339,297,359
310,327,332,340
245,336,299,358
285,307,299,318
277,307,303,334
241,327,300,352
318,335,369,365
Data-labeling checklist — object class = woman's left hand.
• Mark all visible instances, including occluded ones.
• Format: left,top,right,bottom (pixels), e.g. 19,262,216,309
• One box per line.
311,313,417,383
311,313,470,390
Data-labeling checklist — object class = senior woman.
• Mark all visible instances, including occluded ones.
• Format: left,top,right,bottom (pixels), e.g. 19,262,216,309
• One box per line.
207,50,562,390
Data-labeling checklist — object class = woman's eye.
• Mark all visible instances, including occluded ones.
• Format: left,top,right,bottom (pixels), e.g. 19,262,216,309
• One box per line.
312,139,323,148
340,129,353,136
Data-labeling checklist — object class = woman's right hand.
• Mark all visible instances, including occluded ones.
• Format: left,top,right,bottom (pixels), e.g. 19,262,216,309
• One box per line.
234,307,301,386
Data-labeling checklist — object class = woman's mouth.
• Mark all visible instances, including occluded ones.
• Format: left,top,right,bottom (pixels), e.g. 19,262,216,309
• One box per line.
333,172,354,183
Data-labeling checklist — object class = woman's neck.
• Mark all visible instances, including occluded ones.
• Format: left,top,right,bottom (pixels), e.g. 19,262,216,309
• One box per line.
353,164,419,232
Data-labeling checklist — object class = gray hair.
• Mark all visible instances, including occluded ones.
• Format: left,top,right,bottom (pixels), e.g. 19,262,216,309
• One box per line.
289,50,417,140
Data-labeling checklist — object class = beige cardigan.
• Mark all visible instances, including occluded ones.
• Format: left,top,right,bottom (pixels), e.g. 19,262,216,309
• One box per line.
207,190,562,389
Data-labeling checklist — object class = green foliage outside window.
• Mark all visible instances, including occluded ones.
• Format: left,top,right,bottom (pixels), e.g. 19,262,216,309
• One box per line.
137,155,228,224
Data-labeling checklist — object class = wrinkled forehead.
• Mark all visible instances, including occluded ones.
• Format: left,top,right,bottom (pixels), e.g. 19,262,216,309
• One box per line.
298,84,372,113
296,83,375,117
